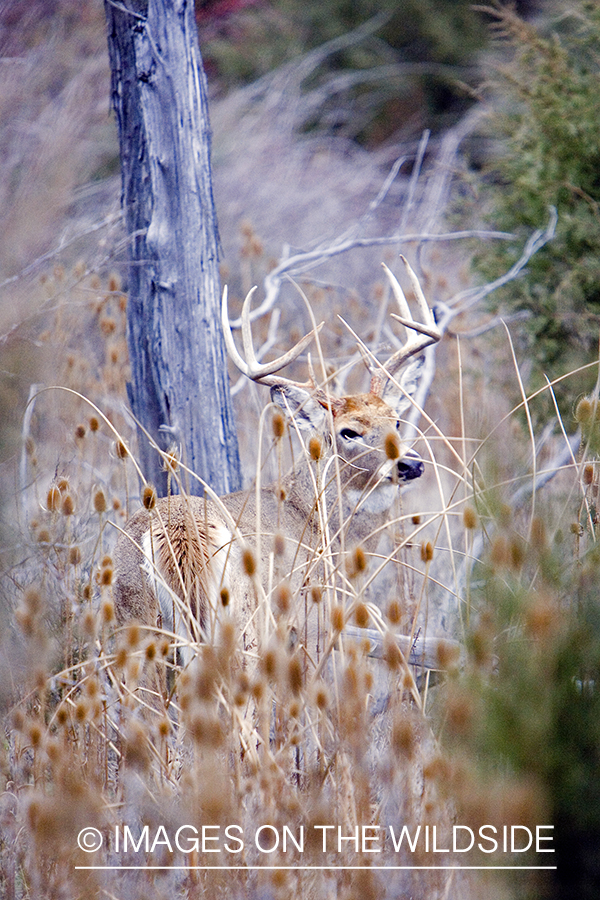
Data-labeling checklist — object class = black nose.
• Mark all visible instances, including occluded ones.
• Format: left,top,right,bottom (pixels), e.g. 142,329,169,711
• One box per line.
396,450,424,483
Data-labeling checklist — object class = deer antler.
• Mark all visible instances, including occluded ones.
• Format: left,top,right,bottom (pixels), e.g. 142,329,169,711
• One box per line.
222,285,328,395
381,256,440,379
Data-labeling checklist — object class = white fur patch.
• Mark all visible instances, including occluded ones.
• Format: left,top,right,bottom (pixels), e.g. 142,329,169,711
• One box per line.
346,481,398,515
141,522,234,668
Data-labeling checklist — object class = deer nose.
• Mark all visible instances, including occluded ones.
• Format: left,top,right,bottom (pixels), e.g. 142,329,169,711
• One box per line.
396,448,424,483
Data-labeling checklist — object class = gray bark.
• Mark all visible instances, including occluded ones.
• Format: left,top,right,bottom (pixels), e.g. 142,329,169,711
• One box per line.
104,0,241,496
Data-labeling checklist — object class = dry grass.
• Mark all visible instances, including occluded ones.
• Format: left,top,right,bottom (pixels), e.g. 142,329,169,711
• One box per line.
1,7,599,899
1,240,596,899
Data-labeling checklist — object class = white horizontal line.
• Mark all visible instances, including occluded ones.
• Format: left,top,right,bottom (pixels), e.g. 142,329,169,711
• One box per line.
75,865,557,871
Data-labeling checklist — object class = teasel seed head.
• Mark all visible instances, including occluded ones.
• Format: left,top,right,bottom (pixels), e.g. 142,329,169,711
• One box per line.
384,432,400,460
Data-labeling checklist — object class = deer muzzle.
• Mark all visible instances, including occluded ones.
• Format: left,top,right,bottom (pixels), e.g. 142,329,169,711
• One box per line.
396,448,424,483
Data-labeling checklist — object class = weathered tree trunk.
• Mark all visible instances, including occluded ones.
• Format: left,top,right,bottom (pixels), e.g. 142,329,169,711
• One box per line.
104,0,241,496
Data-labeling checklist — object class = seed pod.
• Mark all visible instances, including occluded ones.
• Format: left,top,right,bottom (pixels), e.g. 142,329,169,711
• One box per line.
242,547,256,577
142,483,157,510
309,436,322,461
353,545,367,573
354,603,369,628
387,600,402,625
69,546,82,566
310,585,322,604
420,541,434,563
331,605,345,632
384,432,400,460
61,494,75,516
272,411,285,440
46,485,61,512
288,655,303,694
275,582,292,614
463,506,477,530
314,683,329,710
101,600,115,624
115,440,129,460
93,488,107,514
575,396,594,425
164,447,179,473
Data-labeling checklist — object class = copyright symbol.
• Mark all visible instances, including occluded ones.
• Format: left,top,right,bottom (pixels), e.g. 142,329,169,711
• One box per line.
77,827,103,852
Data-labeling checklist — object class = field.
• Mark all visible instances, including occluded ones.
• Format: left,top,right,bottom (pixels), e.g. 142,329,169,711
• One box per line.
1,3,599,899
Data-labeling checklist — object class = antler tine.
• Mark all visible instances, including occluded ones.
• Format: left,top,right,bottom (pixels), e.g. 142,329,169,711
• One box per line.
381,258,440,378
222,285,325,388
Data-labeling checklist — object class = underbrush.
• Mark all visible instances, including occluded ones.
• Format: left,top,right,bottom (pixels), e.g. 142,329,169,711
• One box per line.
2,252,599,900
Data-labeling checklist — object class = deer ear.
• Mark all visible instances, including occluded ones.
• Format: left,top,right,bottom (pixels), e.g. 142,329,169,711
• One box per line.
382,355,424,417
270,385,327,432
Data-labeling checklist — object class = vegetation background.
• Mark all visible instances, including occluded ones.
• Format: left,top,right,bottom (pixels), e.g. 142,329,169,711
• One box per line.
1,1,599,898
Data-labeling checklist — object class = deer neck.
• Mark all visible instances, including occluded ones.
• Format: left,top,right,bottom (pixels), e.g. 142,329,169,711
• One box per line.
279,452,397,550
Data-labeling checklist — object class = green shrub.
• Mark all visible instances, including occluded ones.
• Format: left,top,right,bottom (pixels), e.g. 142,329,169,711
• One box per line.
474,1,600,415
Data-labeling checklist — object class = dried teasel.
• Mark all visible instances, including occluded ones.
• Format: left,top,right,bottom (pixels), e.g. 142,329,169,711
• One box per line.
93,487,107,514
463,506,477,530
288,655,303,695
384,432,400,460
107,272,121,293
331,605,345,632
272,411,285,440
310,585,322,604
273,532,285,557
81,610,96,638
46,484,61,512
164,446,179,474
142,483,157,510
347,545,367,578
61,493,75,516
101,600,115,624
242,547,256,577
313,682,329,710
68,546,82,566
354,603,370,628
387,599,402,625
275,582,292,615
309,436,322,461
420,541,434,563
115,439,129,460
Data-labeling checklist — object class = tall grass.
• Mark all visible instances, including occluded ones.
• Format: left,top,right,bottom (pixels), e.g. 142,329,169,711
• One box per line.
2,247,598,899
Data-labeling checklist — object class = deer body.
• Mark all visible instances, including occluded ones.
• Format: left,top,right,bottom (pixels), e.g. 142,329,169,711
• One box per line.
114,388,424,668
113,259,446,678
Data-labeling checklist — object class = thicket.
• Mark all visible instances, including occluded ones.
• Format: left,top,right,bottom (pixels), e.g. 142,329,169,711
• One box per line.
473,1,600,413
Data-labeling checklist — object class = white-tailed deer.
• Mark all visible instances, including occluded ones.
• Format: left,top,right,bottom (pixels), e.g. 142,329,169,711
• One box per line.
113,259,453,687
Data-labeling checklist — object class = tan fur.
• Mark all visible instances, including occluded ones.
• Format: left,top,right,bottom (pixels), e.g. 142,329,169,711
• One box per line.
113,267,440,682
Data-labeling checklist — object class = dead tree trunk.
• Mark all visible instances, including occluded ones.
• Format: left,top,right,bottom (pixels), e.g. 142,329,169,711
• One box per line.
104,0,241,497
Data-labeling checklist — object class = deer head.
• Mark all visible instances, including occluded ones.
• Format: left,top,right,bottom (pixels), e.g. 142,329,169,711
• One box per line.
222,257,440,510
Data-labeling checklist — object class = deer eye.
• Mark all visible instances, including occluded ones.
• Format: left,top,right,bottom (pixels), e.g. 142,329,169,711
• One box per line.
340,428,362,441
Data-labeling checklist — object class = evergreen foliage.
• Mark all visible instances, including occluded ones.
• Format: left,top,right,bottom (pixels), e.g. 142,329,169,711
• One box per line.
475,2,600,408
